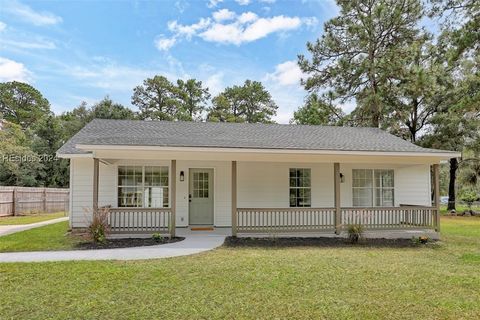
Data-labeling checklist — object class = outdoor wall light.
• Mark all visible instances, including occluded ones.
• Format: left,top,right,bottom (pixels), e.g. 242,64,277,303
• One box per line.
340,173,345,183
180,171,185,182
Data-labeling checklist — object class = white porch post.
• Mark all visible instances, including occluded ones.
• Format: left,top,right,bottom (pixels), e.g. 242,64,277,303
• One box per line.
232,161,237,237
171,160,176,237
433,163,440,232
93,158,99,213
334,162,341,234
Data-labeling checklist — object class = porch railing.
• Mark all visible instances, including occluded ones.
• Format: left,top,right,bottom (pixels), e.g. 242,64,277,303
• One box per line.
235,206,437,234
236,208,335,233
341,207,436,229
108,208,171,234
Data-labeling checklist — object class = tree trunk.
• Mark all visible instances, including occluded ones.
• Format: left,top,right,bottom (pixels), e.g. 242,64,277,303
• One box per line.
447,158,458,211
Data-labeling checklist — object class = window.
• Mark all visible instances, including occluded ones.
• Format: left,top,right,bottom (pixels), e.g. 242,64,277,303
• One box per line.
352,169,394,207
192,171,209,198
289,168,311,207
118,166,169,208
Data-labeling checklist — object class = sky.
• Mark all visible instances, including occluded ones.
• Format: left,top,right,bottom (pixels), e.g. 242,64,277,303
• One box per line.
0,0,346,123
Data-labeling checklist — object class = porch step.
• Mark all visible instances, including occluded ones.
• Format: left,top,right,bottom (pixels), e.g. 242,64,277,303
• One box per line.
190,227,215,231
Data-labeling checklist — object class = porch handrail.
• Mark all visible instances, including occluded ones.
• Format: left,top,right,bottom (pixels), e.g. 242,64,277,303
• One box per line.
108,207,172,234
237,207,335,212
341,206,436,230
234,206,437,234
236,207,336,233
108,207,171,212
340,206,436,210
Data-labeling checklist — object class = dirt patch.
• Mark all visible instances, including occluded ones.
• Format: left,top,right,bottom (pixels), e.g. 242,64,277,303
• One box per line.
75,237,184,250
224,236,438,248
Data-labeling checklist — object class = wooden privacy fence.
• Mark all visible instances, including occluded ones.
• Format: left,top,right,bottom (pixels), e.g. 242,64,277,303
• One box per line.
0,186,69,216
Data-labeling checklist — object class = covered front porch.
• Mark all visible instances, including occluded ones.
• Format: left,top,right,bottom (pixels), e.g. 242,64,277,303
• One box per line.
85,152,441,238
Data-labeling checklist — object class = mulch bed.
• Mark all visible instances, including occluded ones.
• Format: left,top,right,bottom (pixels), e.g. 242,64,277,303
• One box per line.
75,237,184,250
224,236,438,248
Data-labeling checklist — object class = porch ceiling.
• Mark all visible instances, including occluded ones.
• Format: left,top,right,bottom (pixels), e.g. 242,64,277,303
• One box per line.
86,148,448,164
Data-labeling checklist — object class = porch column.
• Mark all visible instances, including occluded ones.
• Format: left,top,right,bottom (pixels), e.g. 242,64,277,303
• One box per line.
231,161,237,237
433,163,440,232
93,158,99,213
171,160,176,237
334,162,341,234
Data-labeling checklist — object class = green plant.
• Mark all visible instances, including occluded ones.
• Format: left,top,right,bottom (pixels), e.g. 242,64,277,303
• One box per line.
152,233,164,242
419,236,429,244
411,235,431,245
347,224,364,243
87,207,110,243
267,232,279,244
459,188,479,213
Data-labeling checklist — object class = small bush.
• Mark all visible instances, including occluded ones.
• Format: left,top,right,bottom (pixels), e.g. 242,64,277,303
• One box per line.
87,207,110,243
152,233,164,242
347,224,364,244
412,235,430,245
459,188,479,214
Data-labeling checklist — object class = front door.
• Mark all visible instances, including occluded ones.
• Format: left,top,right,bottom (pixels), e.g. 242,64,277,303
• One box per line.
189,168,214,225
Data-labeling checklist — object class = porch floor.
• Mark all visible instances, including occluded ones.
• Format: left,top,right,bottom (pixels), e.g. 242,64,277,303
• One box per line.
237,229,439,240
109,227,438,240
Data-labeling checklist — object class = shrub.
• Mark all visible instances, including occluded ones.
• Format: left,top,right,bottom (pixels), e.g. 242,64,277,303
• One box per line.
419,235,429,244
152,233,164,242
87,207,110,243
347,224,364,244
459,188,478,214
411,235,430,245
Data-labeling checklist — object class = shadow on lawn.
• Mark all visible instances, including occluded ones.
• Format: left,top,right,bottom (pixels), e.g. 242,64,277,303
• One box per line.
224,236,440,249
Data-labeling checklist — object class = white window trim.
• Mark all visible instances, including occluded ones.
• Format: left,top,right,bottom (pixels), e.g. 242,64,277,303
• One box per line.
352,169,395,207
117,165,169,208
289,168,312,208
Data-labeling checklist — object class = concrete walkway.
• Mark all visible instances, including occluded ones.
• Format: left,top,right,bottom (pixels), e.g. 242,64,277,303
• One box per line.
0,233,226,263
0,217,69,237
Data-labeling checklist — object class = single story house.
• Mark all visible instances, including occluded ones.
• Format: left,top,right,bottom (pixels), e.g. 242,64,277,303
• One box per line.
57,119,459,238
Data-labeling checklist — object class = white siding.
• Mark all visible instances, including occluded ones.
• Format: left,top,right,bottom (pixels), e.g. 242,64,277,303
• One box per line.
339,163,431,207
69,158,432,228
70,158,93,227
70,159,168,227
237,162,334,208
395,164,431,206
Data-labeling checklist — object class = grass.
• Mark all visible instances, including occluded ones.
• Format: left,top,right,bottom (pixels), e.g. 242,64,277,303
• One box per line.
0,221,84,252
440,204,480,215
0,212,65,225
0,217,479,319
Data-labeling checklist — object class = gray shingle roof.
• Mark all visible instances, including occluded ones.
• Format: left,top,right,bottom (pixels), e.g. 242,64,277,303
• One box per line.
57,119,455,155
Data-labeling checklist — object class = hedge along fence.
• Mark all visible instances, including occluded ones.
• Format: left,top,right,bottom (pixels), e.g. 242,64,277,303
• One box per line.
0,186,69,216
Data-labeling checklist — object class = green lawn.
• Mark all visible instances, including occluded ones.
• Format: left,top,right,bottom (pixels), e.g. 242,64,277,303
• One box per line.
0,212,65,225
440,204,480,215
0,217,479,319
0,221,84,252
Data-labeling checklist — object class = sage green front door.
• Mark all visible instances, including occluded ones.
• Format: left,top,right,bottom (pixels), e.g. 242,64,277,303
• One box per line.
189,169,214,225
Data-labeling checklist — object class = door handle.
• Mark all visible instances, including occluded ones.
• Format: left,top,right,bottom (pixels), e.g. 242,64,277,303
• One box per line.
189,194,192,202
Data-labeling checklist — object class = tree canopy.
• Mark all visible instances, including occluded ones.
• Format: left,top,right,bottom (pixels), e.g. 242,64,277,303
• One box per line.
0,81,51,129
298,0,423,128
0,122,44,186
207,80,278,123
132,76,180,121
132,76,210,121
291,93,344,125
176,79,211,121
